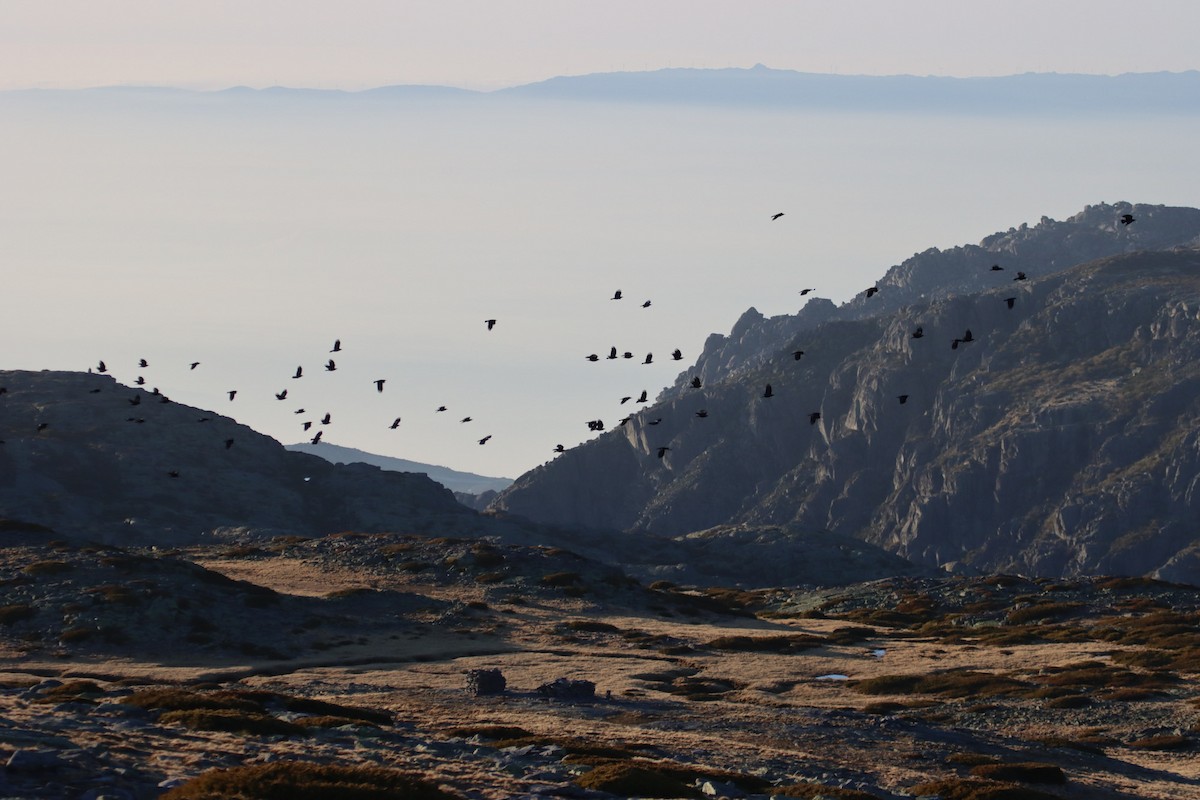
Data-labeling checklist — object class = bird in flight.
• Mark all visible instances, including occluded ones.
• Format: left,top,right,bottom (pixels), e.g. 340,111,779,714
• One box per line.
656,446,671,458
1120,213,1135,225
620,396,632,404
612,290,623,300
809,411,821,425
951,338,962,350
898,394,909,404
792,350,805,361
135,376,145,386
375,379,386,393
138,359,149,368
607,347,618,360
642,300,652,308
325,359,337,372
672,349,683,361
97,360,107,373
436,405,447,412
293,366,303,379
763,384,774,398
227,390,237,401
36,423,49,432
690,376,702,389
771,212,785,220
303,421,313,431
461,416,472,423
636,390,648,403
912,326,924,339
554,444,565,453
1003,297,1016,309
586,354,600,362
321,412,332,425
798,288,814,295
330,339,341,353
225,438,235,450
478,435,492,445
1014,271,1027,281
865,286,880,298
294,408,305,414
311,430,323,444
695,409,708,418
485,319,497,331
962,329,974,343
390,417,402,429
647,418,663,426
190,362,200,370
643,353,653,365
990,264,1004,271
623,351,634,359
275,390,288,400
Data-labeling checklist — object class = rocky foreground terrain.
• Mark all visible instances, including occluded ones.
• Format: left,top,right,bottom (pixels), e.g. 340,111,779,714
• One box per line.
0,526,1198,799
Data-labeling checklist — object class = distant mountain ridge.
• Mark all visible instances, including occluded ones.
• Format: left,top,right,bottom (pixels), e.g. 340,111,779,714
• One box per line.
490,203,1200,583
284,441,512,495
7,67,1199,114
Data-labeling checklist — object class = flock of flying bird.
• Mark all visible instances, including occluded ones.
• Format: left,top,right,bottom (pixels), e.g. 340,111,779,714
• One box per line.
5,211,1138,475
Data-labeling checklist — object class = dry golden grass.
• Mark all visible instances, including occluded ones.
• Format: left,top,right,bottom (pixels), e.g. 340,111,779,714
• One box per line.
160,761,459,799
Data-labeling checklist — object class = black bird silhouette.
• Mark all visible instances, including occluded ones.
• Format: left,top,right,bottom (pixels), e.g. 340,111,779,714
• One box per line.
587,420,605,431
168,470,179,478
612,290,623,300
695,409,708,418
88,388,101,394
294,408,305,414
228,390,237,401
1120,213,1136,225
647,418,663,425
656,446,671,458
792,350,804,360
554,444,565,453
138,358,148,368
962,329,974,343
1003,297,1016,309
478,435,492,445
690,376,701,389
225,438,235,450
619,416,632,426
325,359,336,372
321,412,332,425
436,405,447,412
672,349,683,361
375,379,386,393
586,354,599,362
128,395,141,406
151,387,160,395
485,319,497,331
275,390,288,400
607,347,618,360
809,411,821,425
799,288,814,295
951,338,962,350
135,376,145,385
197,417,211,423
620,396,632,404
311,430,323,444
898,394,909,404
390,417,402,429
636,390,648,403
865,286,879,298
643,353,653,365
771,212,784,220
1014,271,1027,281
303,421,313,431
461,417,472,423
763,384,774,398
623,351,634,359
293,366,303,379
36,422,49,432
97,360,107,373
990,264,1004,271
190,362,200,370
330,339,341,352
912,326,924,339
642,300,651,308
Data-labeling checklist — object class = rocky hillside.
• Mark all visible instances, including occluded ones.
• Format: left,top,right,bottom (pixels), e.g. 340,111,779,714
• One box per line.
0,370,472,546
491,208,1200,582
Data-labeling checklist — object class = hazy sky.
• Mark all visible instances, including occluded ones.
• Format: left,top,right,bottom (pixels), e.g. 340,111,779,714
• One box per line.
3,0,1198,91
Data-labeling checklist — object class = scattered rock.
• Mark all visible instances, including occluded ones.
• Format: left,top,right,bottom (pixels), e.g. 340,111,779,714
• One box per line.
537,678,596,701
466,668,507,696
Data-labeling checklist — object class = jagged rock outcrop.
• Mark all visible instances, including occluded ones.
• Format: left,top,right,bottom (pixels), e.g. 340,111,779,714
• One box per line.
491,207,1200,581
0,370,472,545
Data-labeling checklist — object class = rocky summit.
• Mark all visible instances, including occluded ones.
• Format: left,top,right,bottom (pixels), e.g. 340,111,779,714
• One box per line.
490,203,1200,583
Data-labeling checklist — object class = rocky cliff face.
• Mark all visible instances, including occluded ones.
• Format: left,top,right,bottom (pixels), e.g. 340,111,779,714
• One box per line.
0,370,471,546
491,207,1200,581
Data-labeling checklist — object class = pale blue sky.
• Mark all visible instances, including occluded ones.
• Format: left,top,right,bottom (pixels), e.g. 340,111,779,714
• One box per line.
2,0,1198,90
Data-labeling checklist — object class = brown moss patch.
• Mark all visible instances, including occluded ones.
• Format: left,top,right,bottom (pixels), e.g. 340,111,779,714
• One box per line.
160,761,458,799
